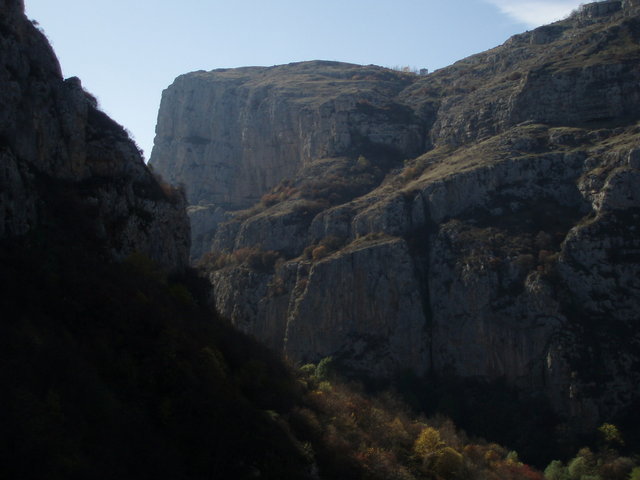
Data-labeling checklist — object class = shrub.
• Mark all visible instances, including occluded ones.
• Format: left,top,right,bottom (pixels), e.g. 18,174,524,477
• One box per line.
260,181,300,207
302,244,315,259
291,407,323,440
508,71,523,81
598,423,624,447
432,446,465,479
246,249,279,272
599,457,635,480
320,235,345,250
311,245,329,261
515,253,535,270
230,247,280,272
506,450,520,463
413,426,444,459
315,357,336,382
538,249,555,263
260,192,281,207
545,460,569,480
400,166,422,181
568,455,593,480
197,251,233,271
500,462,545,480
267,275,287,296
304,236,346,262
355,155,370,171
299,364,317,378
355,447,414,480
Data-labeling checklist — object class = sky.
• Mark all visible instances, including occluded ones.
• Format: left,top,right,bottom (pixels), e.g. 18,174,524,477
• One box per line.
24,0,585,161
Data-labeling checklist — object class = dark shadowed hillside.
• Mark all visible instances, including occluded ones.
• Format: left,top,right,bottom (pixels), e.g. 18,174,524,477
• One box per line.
0,0,310,477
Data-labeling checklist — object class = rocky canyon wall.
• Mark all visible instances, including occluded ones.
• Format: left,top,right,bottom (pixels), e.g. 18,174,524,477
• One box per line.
150,62,428,260
150,0,640,427
0,0,190,269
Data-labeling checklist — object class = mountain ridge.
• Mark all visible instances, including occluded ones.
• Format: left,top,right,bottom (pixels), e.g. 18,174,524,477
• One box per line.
150,0,640,434
0,0,190,268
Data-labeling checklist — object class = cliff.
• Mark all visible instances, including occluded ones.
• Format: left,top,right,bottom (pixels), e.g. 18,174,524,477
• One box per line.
0,0,189,268
150,0,640,432
150,61,427,260
0,2,313,478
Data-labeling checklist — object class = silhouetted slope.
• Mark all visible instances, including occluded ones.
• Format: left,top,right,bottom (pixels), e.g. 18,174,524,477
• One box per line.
0,236,312,479
0,1,311,477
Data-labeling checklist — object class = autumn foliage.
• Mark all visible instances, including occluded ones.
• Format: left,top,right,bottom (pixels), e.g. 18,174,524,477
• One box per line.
289,362,551,480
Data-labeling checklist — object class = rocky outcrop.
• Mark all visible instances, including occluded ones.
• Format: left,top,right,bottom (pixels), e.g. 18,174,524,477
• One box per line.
211,235,429,376
283,236,429,375
151,62,425,208
418,7,640,146
0,0,189,268
150,62,427,260
153,0,640,428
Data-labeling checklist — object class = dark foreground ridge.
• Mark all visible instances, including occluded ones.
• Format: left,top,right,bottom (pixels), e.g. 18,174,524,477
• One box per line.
0,0,308,477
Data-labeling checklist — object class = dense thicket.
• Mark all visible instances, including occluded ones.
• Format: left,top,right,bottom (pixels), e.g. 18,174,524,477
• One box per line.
0,177,310,478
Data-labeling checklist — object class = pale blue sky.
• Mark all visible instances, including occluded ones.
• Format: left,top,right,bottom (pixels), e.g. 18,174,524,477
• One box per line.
24,0,584,160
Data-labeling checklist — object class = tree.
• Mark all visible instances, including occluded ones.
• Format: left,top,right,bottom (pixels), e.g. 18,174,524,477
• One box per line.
598,423,624,448
544,460,569,480
315,356,336,381
413,426,444,458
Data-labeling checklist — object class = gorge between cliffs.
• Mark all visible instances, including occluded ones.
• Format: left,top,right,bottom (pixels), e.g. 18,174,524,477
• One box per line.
150,0,640,437
2,0,640,478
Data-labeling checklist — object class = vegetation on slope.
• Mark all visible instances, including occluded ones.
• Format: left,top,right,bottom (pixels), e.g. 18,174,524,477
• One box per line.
1,207,638,479
0,240,309,478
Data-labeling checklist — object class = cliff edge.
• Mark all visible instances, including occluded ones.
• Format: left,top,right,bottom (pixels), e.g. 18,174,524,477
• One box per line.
1,0,190,268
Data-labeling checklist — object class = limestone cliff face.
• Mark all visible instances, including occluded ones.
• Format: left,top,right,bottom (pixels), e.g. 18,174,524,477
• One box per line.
152,0,640,427
410,2,640,146
150,62,426,260
0,0,189,268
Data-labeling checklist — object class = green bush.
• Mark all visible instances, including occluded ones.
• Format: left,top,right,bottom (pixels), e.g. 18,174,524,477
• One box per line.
432,446,465,479
315,356,336,382
545,460,569,480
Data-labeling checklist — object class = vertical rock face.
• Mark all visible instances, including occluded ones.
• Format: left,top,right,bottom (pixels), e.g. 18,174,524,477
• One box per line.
152,0,640,427
0,0,189,268
284,237,428,375
150,62,427,259
151,63,425,208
